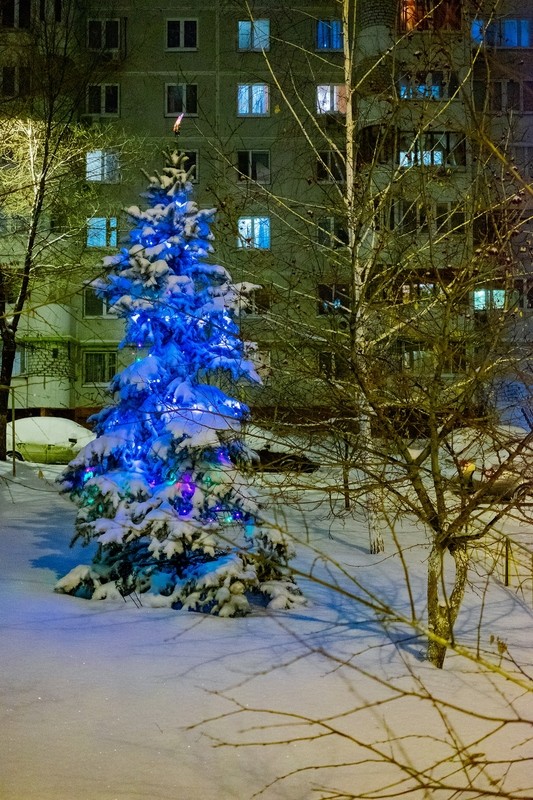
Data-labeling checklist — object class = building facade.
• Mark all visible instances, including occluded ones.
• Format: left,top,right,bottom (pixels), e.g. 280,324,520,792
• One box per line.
1,0,532,425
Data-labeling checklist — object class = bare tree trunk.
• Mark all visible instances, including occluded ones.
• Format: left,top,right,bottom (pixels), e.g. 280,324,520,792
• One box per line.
427,541,469,668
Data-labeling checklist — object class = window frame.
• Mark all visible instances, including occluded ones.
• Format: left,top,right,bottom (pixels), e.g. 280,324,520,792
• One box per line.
87,83,120,116
165,83,198,116
316,84,347,115
166,18,198,51
316,19,343,51
237,83,270,116
83,350,117,385
83,285,117,318
237,216,271,249
316,150,346,183
317,283,350,315
86,216,118,248
236,150,271,183
85,150,120,183
237,19,270,51
316,216,349,248
398,131,466,168
472,18,531,48
87,19,121,51
400,0,462,32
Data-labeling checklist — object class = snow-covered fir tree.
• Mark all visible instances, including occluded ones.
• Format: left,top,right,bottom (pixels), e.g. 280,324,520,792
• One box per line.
56,151,302,616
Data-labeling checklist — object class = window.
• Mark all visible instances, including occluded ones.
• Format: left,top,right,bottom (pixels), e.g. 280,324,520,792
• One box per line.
83,286,116,317
397,200,428,234
237,83,269,115
237,217,270,249
316,84,347,115
87,84,120,115
236,285,272,315
316,19,343,50
87,19,120,50
166,19,197,49
39,1,62,22
317,283,350,315
398,70,458,100
511,144,533,177
83,351,117,384
12,346,28,376
0,0,31,28
317,150,346,182
472,18,531,48
473,288,506,310
165,84,198,116
238,19,269,51
237,150,270,182
1,65,30,97
85,150,119,183
398,131,466,167
182,150,198,181
400,0,461,32
514,277,533,310
488,80,533,113
317,217,349,248
319,352,350,380
435,202,465,234
86,217,117,248
394,200,465,235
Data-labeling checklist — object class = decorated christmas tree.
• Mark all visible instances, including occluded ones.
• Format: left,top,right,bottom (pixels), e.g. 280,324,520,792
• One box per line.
56,151,301,616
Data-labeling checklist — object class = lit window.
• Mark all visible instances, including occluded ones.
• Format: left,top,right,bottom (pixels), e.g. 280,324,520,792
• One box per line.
237,217,270,249
12,346,28,376
400,0,461,32
166,19,197,49
87,84,119,115
237,150,270,183
237,83,269,115
87,19,120,50
472,18,531,47
398,131,466,168
317,283,350,315
85,150,119,183
473,288,506,310
83,351,117,384
83,286,116,317
316,150,346,182
86,217,117,248
238,19,269,51
398,71,458,100
316,84,347,114
166,84,198,115
316,20,343,50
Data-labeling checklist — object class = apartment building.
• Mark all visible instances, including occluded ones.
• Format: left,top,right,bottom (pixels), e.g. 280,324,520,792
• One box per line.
1,0,531,425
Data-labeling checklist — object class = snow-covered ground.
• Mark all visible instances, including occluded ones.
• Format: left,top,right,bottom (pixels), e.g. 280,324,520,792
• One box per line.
1,460,531,800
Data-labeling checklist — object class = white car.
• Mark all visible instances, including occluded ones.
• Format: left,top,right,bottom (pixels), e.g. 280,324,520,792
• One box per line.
6,416,96,464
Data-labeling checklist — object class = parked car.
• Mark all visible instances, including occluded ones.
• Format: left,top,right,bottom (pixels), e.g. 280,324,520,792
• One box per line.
410,425,533,499
6,417,96,465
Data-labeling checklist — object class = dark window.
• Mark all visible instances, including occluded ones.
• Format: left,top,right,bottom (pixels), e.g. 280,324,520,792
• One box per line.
166,84,198,115
88,20,120,50
317,217,349,247
317,150,346,182
167,19,197,49
317,283,350,315
237,150,270,183
1,66,15,96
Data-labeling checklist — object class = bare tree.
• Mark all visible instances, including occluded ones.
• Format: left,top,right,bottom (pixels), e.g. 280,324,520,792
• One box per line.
189,0,533,669
0,0,137,458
